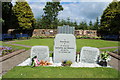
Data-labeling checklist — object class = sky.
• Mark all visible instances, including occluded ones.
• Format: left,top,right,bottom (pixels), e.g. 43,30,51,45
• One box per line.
11,0,117,24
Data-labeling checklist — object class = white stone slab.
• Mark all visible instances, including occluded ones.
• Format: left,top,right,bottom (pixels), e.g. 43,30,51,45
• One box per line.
54,34,76,63
17,58,111,68
80,47,100,63
31,46,49,61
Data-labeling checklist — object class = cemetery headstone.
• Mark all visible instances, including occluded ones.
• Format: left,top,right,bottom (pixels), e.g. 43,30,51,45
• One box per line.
80,47,100,63
31,46,49,61
54,34,76,63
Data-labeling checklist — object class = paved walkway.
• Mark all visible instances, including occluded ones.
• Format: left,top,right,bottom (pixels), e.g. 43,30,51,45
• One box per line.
0,50,30,76
108,56,120,71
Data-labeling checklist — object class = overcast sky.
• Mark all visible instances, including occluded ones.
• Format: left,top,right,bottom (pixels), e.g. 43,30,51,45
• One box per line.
12,0,116,24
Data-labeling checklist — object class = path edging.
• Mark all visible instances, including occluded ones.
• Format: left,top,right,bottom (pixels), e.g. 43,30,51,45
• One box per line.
1,49,26,62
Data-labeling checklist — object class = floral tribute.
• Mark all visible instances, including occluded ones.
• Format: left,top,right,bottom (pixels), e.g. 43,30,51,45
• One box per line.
0,46,17,56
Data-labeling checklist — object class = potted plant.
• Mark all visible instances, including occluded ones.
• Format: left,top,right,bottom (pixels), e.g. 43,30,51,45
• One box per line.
99,52,109,67
61,60,72,66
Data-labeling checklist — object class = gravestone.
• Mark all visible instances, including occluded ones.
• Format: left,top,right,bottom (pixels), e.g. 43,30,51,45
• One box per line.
54,34,76,63
31,46,49,61
80,47,100,63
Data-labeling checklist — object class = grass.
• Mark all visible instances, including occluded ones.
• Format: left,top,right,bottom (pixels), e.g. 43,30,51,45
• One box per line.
2,43,30,50
2,66,119,78
9,39,118,52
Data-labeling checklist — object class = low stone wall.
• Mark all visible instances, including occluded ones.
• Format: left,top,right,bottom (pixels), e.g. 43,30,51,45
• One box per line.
32,29,57,37
32,29,97,37
75,30,97,37
7,29,98,37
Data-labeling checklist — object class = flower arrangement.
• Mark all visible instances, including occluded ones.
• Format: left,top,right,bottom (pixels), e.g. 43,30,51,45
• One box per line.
61,60,72,66
100,52,109,61
0,46,17,56
31,56,52,67
99,51,109,67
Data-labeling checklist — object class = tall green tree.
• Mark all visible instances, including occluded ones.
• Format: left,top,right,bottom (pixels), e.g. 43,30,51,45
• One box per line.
41,1,63,29
12,0,36,31
2,2,13,33
88,20,93,30
79,21,88,30
73,21,78,29
93,17,99,30
99,1,120,35
78,21,88,35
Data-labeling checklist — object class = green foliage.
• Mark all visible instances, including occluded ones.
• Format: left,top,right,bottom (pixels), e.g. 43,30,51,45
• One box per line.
93,17,100,30
0,18,4,23
62,60,72,66
12,0,36,30
41,1,63,29
65,61,72,65
78,21,88,30
99,1,120,35
100,52,109,60
2,2,13,33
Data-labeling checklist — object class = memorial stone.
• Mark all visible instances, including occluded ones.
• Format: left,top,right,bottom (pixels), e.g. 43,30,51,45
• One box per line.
80,47,100,63
31,46,49,61
54,34,76,63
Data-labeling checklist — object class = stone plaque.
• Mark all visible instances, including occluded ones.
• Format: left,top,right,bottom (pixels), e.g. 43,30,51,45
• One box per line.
54,34,76,63
57,25,75,34
31,46,49,61
80,47,100,63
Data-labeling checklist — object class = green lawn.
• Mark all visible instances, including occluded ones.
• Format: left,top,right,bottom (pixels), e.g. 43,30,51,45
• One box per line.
9,39,118,51
2,66,119,78
2,43,30,50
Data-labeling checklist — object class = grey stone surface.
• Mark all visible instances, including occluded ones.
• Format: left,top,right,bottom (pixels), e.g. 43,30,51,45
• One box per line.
57,25,75,34
54,34,76,63
80,47,100,63
31,46,49,61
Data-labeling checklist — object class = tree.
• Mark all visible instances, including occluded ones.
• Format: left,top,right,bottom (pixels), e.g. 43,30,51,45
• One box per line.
2,2,13,33
12,0,36,31
78,21,88,30
41,1,63,29
93,17,99,30
88,20,93,30
99,1,120,35
73,21,78,29
34,18,42,29
78,21,88,35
